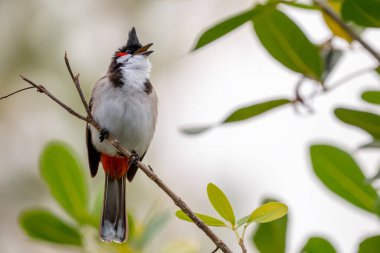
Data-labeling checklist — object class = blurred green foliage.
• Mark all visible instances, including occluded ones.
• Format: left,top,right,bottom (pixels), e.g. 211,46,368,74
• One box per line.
13,0,380,252
300,237,337,253
176,184,288,250
19,141,196,253
253,199,288,253
183,0,380,252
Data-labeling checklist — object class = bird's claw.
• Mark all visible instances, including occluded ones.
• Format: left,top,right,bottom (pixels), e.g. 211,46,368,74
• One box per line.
99,128,109,142
129,151,140,166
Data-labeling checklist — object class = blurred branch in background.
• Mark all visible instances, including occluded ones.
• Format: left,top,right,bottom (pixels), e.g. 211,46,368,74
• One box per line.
313,0,380,63
181,0,380,252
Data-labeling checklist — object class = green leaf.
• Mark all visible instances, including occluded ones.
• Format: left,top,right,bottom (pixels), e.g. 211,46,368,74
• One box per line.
253,8,323,79
175,210,226,227
301,237,337,253
335,108,380,139
19,209,82,246
280,1,319,10
127,213,136,241
207,183,236,226
358,235,380,253
322,0,353,43
181,125,214,135
193,7,262,50
253,199,288,253
342,0,380,27
310,144,380,214
39,141,89,224
224,99,291,123
376,66,380,75
237,215,250,227
248,202,288,224
362,91,380,105
182,98,291,135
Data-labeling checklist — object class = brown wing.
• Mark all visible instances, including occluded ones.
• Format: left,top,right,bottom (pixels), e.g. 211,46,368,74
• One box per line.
86,123,100,177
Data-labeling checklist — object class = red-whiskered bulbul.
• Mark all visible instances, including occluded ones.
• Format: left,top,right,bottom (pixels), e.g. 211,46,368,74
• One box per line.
86,27,157,243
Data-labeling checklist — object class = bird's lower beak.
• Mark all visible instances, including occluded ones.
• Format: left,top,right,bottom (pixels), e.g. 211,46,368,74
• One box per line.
134,43,154,56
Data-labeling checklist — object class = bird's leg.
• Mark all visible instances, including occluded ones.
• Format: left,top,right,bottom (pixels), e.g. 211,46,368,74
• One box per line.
128,150,140,166
99,128,109,142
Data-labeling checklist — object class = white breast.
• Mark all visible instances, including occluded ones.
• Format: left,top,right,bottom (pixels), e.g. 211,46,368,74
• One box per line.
90,74,157,157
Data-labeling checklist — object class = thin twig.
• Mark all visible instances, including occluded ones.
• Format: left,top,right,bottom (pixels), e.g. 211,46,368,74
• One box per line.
294,76,306,104
19,75,88,121
239,239,247,253
233,229,247,253
0,87,35,100
327,66,375,90
211,246,220,253
16,55,233,253
313,0,380,64
64,52,92,117
306,66,375,101
291,76,314,114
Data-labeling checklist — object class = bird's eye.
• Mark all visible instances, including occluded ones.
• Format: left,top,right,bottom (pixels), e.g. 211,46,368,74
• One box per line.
116,52,128,57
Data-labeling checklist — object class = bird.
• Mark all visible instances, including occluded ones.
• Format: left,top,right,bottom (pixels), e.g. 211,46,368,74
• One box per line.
86,27,158,243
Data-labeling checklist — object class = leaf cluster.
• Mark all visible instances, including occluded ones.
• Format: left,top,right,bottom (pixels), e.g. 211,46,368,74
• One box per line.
183,0,380,135
19,141,189,253
176,183,288,250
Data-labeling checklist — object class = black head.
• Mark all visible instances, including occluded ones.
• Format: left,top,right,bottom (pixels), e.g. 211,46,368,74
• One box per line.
118,27,142,55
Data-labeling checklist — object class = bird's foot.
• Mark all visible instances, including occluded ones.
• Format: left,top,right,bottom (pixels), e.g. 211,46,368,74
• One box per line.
128,151,140,166
99,128,109,142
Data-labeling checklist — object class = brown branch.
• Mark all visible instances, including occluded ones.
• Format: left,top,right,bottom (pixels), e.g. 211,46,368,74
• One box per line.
64,52,92,117
313,0,380,64
211,246,220,253
87,117,232,252
19,75,88,122
239,239,247,253
0,87,35,100
16,55,233,253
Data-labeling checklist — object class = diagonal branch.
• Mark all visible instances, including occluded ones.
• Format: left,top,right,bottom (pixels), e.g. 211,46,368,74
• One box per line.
313,0,380,64
9,55,233,253
64,52,92,117
19,75,88,121
0,87,35,100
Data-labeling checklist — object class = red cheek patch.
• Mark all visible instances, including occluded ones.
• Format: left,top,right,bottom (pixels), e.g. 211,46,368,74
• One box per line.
116,52,128,57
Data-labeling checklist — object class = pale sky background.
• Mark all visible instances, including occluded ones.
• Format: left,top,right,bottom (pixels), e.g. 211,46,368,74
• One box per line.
0,0,379,252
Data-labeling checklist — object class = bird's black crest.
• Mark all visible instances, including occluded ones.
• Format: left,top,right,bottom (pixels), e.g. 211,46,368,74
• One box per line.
118,27,142,54
109,27,143,87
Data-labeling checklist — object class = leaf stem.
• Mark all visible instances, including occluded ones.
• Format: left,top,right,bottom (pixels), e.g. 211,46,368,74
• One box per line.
313,0,380,64
306,66,375,101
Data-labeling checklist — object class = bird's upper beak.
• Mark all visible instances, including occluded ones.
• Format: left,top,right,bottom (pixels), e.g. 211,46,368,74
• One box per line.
134,43,154,56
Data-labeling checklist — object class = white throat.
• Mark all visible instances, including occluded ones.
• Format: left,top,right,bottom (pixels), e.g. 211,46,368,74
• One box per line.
117,55,151,82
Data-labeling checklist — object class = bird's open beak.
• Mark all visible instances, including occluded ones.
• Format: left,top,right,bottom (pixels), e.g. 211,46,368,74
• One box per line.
134,43,154,56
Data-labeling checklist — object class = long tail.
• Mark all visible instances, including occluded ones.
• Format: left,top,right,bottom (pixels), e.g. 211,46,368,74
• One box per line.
100,172,128,243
